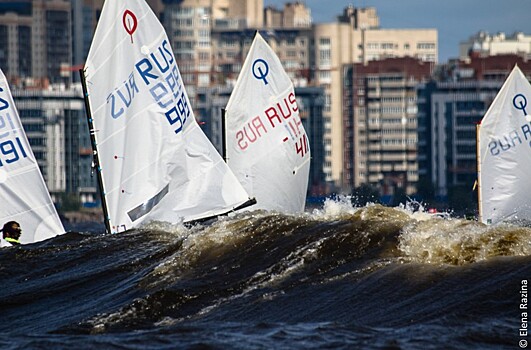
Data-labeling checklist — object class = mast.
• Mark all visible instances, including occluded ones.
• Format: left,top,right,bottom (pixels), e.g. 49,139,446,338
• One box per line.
79,68,112,235
476,123,482,223
221,108,227,163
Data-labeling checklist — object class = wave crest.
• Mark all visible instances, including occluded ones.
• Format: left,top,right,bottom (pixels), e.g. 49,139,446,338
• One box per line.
399,219,531,265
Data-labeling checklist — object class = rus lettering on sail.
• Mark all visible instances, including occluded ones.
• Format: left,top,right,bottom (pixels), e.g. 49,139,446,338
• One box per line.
236,90,304,152
236,116,268,150
265,91,298,128
488,121,531,156
107,72,139,119
135,39,189,135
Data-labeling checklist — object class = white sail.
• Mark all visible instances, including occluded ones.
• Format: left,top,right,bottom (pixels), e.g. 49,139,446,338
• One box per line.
225,32,310,213
478,65,531,224
83,0,252,232
0,69,65,243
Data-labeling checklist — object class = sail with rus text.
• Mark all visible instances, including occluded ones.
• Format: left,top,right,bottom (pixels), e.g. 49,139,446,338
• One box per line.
225,32,311,213
478,65,531,224
83,0,253,232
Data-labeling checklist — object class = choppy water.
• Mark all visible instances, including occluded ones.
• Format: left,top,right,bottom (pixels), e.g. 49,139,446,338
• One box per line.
0,199,530,349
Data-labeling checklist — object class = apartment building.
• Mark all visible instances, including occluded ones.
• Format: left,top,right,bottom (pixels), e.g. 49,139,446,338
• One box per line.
312,6,437,191
264,1,311,28
0,0,72,86
343,57,432,199
162,0,264,95
11,85,98,204
459,31,531,60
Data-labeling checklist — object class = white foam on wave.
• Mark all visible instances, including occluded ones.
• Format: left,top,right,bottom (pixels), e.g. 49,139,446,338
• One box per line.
399,218,531,265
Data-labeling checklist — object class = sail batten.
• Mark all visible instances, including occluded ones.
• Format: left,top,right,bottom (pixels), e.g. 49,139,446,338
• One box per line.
478,65,531,224
84,0,252,232
225,32,311,213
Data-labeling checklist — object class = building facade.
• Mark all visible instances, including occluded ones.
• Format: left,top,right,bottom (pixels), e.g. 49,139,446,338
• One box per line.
459,31,531,60
343,57,432,201
0,0,72,86
12,85,98,206
311,6,437,191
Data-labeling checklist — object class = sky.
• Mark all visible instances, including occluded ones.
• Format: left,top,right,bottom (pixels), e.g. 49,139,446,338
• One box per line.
264,0,531,63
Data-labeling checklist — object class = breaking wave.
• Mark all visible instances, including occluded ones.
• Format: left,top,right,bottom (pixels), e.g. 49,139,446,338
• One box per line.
0,197,529,349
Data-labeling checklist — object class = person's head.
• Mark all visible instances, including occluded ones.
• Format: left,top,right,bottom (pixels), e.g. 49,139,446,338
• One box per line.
2,221,21,240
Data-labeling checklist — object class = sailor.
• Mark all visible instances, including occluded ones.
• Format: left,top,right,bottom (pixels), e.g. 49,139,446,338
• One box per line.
0,221,22,247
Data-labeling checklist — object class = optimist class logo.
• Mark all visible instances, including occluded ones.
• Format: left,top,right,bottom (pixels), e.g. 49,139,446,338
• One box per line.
513,93,528,116
123,10,138,43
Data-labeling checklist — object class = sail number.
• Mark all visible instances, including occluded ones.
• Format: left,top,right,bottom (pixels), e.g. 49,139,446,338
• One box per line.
136,39,190,135
0,94,28,166
164,91,190,134
0,137,28,166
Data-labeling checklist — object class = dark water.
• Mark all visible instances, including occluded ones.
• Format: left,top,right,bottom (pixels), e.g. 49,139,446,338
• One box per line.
1,199,529,349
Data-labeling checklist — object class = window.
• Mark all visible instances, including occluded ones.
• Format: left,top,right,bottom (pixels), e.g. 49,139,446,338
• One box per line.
319,70,331,83
198,74,209,86
319,49,331,66
417,42,436,50
222,39,238,47
324,94,331,112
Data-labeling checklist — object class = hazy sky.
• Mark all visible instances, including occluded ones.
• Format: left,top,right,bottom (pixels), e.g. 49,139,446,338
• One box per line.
263,0,531,62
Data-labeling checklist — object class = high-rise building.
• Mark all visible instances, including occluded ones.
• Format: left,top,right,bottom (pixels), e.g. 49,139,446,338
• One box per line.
0,0,72,86
264,1,311,29
343,57,432,200
296,86,326,196
162,0,264,90
312,6,437,191
12,85,99,205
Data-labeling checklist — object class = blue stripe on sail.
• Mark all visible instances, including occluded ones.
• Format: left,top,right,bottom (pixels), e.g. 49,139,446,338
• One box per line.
127,184,169,222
